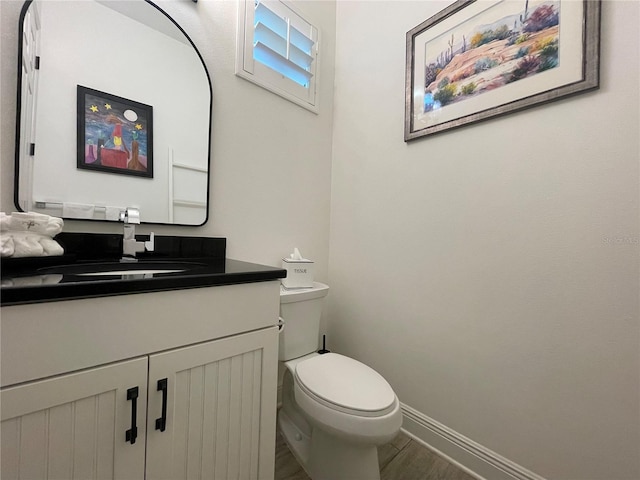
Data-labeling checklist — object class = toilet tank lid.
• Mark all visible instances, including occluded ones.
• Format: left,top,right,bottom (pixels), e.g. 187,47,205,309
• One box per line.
280,282,329,304
295,353,396,413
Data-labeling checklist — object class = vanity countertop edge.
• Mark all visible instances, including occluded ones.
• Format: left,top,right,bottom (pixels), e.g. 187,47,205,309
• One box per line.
1,233,287,306
1,259,287,306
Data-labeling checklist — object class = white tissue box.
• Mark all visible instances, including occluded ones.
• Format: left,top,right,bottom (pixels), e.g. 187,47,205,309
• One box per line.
281,258,314,288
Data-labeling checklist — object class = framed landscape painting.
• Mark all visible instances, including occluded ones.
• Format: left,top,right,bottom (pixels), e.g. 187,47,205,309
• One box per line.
77,86,154,178
404,0,601,141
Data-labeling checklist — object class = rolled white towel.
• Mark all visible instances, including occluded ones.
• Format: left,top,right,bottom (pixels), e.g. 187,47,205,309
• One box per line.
10,232,44,258
1,234,15,257
9,211,64,236
39,236,64,256
3,231,64,258
0,212,11,232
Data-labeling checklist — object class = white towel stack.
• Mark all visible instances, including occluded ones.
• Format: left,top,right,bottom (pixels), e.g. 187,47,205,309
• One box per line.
1,212,64,258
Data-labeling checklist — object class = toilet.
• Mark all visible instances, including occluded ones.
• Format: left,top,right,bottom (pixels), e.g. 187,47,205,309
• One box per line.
278,282,402,480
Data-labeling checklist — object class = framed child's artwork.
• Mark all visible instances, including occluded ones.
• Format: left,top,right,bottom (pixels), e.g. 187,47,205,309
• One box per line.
77,85,154,178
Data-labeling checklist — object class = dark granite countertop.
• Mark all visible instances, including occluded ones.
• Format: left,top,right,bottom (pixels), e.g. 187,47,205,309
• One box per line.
1,233,286,306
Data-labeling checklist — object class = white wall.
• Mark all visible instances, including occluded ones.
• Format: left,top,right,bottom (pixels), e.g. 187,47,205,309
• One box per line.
329,1,639,479
1,0,336,274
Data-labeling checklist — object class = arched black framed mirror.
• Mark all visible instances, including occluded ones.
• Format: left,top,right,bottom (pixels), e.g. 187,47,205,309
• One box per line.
15,0,212,225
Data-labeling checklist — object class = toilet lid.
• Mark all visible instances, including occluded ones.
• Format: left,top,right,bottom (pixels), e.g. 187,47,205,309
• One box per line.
295,353,396,415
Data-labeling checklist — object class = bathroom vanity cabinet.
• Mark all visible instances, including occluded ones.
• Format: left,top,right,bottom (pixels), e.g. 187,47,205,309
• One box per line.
1,281,281,480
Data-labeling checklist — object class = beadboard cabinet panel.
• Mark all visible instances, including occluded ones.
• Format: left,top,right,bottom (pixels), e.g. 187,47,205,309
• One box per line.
0,357,148,480
146,327,278,480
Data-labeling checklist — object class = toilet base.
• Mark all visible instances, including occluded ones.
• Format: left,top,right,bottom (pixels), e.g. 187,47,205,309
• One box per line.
278,408,311,469
307,428,381,480
279,410,381,480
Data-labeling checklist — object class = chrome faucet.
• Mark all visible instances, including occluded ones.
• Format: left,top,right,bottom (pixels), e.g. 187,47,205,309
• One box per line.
120,208,154,261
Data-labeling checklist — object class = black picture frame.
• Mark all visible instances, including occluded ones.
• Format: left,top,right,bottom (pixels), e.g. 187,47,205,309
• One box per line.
77,85,154,178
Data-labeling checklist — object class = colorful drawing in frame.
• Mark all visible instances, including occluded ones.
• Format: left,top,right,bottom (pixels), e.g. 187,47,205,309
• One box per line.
405,0,601,141
77,85,153,178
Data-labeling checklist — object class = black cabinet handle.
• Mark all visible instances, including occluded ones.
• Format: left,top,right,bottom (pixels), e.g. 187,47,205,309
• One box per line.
155,378,168,432
125,386,139,444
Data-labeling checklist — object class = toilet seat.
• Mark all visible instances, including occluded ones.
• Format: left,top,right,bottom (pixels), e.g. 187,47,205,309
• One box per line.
294,353,396,417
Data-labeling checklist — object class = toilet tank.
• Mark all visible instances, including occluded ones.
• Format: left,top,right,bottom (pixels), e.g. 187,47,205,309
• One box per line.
279,282,329,361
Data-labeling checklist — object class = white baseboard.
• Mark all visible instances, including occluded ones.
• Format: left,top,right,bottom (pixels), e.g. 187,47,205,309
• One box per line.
401,403,546,480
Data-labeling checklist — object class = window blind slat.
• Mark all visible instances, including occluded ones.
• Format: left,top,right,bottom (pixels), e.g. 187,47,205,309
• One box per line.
254,2,287,38
255,23,314,67
290,29,314,54
254,11,315,71
254,24,313,70
253,41,313,87
289,46,313,70
254,22,286,57
255,1,315,53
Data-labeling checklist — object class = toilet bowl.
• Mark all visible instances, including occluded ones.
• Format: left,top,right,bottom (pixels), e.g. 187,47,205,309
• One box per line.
278,283,402,480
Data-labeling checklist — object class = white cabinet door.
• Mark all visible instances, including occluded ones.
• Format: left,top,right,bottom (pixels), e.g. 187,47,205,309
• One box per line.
1,357,148,480
146,327,279,480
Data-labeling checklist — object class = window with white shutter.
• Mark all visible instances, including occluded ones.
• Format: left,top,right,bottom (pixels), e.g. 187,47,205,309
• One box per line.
236,0,320,113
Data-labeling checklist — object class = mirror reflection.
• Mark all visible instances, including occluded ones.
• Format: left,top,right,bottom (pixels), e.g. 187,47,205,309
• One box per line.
16,0,211,225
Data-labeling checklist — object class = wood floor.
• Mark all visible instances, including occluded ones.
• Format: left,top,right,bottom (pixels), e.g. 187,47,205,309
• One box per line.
275,430,478,480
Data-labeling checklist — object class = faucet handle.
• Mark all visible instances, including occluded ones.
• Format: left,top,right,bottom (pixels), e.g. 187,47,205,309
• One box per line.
145,232,155,252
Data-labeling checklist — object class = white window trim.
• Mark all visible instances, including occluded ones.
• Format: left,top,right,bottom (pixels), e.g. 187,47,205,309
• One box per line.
236,0,320,114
